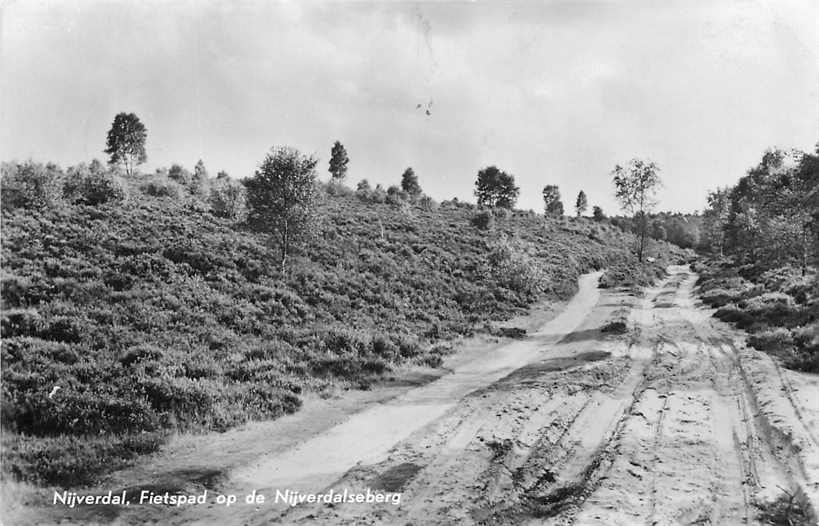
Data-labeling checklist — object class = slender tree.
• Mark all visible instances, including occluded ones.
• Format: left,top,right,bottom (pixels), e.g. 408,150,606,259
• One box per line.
104,112,147,176
575,190,588,217
401,167,422,196
244,146,319,271
612,158,662,262
701,187,731,255
542,185,564,217
191,159,209,196
194,159,209,181
328,141,349,181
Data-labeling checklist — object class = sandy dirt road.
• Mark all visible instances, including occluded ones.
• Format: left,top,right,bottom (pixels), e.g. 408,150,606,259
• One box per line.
262,266,819,526
19,267,819,525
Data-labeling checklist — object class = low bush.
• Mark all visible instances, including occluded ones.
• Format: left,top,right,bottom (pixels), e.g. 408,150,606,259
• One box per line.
747,327,794,352
696,260,818,372
486,236,546,297
385,185,408,206
1,161,64,211
471,210,495,230
598,261,667,290
700,287,740,307
601,308,630,334
714,305,756,329
139,176,183,199
325,180,354,198
788,322,819,372
63,166,126,206
5,432,164,486
418,195,438,211
209,180,246,219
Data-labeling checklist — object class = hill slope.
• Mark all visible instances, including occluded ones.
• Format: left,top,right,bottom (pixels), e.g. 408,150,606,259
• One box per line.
1,187,687,485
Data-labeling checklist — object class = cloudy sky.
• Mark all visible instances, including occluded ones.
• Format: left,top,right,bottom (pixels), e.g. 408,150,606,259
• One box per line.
2,0,817,213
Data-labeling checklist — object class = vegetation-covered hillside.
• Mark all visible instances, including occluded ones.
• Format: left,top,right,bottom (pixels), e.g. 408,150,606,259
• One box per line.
0,164,688,487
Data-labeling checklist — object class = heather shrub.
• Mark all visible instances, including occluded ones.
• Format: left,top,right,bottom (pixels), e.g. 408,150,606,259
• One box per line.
700,287,740,308
789,323,819,371
365,184,387,204
209,179,246,219
119,344,164,367
325,180,353,197
742,292,795,310
385,185,408,205
1,161,64,210
747,327,794,352
6,432,164,486
713,305,756,329
493,207,512,220
599,261,666,290
419,195,438,211
472,210,494,230
487,236,545,296
167,164,191,185
741,292,808,328
139,175,183,198
63,164,125,206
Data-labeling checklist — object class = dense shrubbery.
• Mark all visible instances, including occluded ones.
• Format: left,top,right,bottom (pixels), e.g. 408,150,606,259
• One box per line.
0,163,686,486
1,161,65,210
696,261,818,371
139,174,184,198
63,163,126,206
472,210,495,230
486,235,545,297
208,179,246,219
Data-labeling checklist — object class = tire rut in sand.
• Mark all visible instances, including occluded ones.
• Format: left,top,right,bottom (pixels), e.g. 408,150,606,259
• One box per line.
470,276,676,525
568,268,802,526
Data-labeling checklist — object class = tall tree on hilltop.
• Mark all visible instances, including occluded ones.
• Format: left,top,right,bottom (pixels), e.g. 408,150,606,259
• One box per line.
401,167,422,196
542,185,564,217
104,112,147,176
244,146,319,272
328,141,349,181
474,166,519,209
612,158,662,262
575,190,588,217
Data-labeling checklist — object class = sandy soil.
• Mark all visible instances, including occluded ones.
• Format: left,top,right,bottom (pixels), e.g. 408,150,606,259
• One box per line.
9,267,819,525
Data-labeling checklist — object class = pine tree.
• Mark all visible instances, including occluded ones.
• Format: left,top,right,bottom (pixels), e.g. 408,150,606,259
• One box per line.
400,167,422,196
328,141,349,181
575,190,588,216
